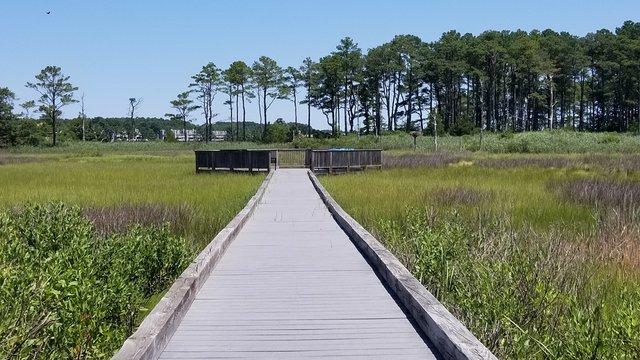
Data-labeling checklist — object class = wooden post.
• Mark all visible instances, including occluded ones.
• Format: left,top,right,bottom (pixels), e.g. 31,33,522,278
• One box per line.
329,151,333,174
306,149,313,170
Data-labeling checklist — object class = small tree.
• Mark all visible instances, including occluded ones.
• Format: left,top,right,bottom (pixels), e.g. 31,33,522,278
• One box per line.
26,66,78,146
190,63,220,142
300,57,317,136
226,61,253,141
128,97,142,140
166,92,199,142
284,66,302,137
252,56,286,138
19,100,36,119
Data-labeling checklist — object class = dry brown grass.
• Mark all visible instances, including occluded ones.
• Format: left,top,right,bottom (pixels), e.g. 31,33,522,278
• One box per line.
0,156,46,165
475,156,578,169
552,177,640,273
431,186,493,206
554,178,640,211
593,211,640,273
583,154,640,172
83,203,192,237
383,152,462,168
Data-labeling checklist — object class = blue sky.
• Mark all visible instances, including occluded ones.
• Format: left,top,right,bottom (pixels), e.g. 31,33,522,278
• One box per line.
2,0,638,129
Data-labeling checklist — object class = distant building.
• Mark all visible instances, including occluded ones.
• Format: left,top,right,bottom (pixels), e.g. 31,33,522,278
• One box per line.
171,129,201,142
211,130,227,141
109,129,143,142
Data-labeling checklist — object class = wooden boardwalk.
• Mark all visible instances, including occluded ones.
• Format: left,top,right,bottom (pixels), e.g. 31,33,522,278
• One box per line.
159,169,440,359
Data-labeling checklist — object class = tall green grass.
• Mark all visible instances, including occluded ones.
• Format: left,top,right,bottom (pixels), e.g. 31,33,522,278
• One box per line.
323,165,595,232
0,154,264,250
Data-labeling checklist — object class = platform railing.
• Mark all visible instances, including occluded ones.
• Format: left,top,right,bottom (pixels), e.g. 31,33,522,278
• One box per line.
195,149,382,173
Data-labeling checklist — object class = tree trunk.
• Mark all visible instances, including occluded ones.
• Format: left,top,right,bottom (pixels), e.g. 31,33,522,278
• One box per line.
293,88,298,137
375,83,381,136
579,74,585,131
548,75,554,130
235,92,239,141
241,85,246,141
344,76,348,135
228,90,233,140
307,88,311,136
183,115,187,142
52,97,57,146
263,87,268,138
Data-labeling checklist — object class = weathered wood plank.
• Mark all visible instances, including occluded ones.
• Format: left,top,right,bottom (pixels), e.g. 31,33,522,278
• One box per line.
157,169,438,360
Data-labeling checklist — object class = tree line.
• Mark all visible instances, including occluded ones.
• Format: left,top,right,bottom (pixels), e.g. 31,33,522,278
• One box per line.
2,21,639,147
302,21,640,136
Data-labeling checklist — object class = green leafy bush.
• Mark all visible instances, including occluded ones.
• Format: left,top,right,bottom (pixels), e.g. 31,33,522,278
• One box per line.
0,202,191,359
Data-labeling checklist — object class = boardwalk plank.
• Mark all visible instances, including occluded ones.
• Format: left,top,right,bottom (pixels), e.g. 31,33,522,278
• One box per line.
159,169,439,359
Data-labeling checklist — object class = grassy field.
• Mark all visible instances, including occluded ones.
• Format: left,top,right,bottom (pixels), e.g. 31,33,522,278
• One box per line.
321,153,640,359
0,152,265,250
0,149,264,358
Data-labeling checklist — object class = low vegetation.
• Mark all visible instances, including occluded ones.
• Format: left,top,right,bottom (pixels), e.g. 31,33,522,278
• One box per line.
321,154,640,359
0,203,190,358
0,150,264,358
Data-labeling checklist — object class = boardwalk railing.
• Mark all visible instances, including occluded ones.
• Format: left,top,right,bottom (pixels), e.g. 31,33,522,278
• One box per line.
195,150,271,173
311,149,382,173
196,149,382,173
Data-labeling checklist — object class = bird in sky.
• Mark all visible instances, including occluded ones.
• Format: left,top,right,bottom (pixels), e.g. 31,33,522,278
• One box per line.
46,11,51,15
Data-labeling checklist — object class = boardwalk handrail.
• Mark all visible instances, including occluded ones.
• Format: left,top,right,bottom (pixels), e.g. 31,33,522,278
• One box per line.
196,149,382,173
112,171,274,360
308,171,497,360
195,150,271,173
311,149,382,173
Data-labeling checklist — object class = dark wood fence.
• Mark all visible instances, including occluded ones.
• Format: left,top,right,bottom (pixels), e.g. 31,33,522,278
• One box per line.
310,149,382,173
196,149,381,173
195,150,271,173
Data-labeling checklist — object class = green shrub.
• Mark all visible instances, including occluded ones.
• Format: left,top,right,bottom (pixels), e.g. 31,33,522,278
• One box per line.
0,202,191,359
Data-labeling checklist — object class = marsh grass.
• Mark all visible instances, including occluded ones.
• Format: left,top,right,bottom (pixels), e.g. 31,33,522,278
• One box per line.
583,153,640,173
554,178,640,212
0,154,265,250
383,152,462,168
475,156,579,169
0,155,47,165
431,186,492,206
324,166,594,231
321,159,640,359
83,203,192,237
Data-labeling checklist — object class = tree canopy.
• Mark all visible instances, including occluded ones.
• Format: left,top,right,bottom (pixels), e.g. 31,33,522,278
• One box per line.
26,66,78,146
4,21,640,146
